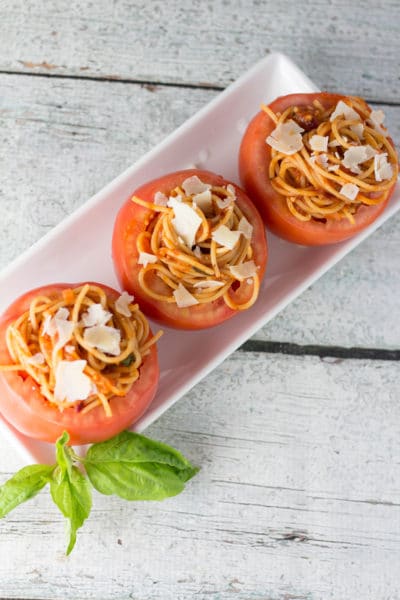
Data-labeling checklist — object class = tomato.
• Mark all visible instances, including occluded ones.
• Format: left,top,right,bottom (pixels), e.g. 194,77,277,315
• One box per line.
0,283,159,445
112,169,268,329
239,92,397,246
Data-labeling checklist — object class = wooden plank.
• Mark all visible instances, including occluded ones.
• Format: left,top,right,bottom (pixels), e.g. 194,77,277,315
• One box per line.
0,1,399,103
1,74,399,350
0,351,399,598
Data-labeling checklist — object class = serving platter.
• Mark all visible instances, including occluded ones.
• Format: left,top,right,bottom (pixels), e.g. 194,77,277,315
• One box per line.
0,52,399,465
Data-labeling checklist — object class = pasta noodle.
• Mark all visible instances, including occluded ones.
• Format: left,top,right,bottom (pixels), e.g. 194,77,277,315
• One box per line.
133,180,260,310
0,284,162,415
264,96,399,223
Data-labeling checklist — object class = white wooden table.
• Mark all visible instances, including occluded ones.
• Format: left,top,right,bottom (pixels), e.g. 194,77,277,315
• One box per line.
0,2,399,599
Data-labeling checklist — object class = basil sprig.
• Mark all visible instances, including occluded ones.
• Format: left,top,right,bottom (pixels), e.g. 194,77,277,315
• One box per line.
0,430,198,554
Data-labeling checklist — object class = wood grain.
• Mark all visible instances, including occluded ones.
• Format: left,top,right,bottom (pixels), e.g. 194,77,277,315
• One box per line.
0,1,400,103
0,351,399,599
0,2,399,598
0,73,399,350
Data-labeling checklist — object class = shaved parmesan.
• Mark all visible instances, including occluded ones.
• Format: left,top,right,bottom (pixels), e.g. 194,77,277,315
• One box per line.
167,194,183,207
193,245,202,259
350,123,364,139
138,251,158,267
309,135,328,152
374,153,393,181
84,325,121,356
330,100,360,122
238,216,253,239
81,303,111,327
212,225,241,250
328,140,341,147
173,283,199,308
192,280,225,289
266,119,304,155
182,175,211,196
54,360,92,404
193,189,212,214
168,198,202,248
43,308,71,338
229,260,257,280
56,308,69,320
154,191,168,206
42,314,56,336
328,164,340,172
310,153,329,169
27,352,45,366
369,109,386,134
342,145,376,174
42,307,74,353
226,184,237,199
54,319,75,353
340,183,359,201
115,291,134,317
216,195,233,210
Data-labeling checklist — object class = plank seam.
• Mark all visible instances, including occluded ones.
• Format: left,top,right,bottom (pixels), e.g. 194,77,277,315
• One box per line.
1,69,398,107
0,69,225,92
239,340,400,360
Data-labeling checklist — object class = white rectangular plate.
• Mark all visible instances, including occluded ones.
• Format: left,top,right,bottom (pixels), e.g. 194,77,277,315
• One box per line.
1,52,399,465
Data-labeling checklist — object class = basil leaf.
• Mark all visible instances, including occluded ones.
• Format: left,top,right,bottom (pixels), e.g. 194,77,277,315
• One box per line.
86,431,195,471
50,465,92,555
0,464,54,518
120,353,135,367
55,431,73,477
84,431,198,501
85,460,194,500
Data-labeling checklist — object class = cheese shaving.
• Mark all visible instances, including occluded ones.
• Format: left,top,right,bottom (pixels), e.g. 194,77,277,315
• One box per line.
342,145,376,174
182,175,211,196
309,135,328,152
238,216,253,239
83,325,121,356
192,280,225,289
374,153,393,181
340,183,359,201
27,352,45,366
350,123,364,139
173,283,199,308
193,190,212,214
54,360,92,404
154,191,168,206
216,195,233,210
138,251,158,267
266,119,304,155
115,291,134,317
229,261,257,280
81,303,112,327
168,197,202,248
330,100,360,122
212,225,241,249
369,109,386,134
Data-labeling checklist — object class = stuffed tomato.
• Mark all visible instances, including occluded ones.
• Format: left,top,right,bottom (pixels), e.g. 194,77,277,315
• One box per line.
0,282,160,444
112,169,268,329
239,92,398,245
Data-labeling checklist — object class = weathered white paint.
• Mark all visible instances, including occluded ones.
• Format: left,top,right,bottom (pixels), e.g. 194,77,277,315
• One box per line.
0,1,399,598
0,1,399,102
0,352,399,599
0,74,399,349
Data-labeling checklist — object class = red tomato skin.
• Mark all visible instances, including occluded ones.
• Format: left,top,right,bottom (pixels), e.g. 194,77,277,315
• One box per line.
112,169,268,330
239,92,395,246
0,283,159,445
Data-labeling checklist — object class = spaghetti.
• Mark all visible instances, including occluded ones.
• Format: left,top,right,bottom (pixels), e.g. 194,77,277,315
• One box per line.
0,284,162,415
263,96,399,223
132,177,260,311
